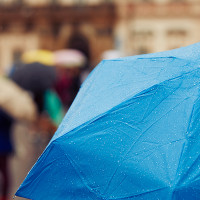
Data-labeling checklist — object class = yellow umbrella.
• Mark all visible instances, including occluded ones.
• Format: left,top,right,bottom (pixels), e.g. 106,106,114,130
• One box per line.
22,50,54,66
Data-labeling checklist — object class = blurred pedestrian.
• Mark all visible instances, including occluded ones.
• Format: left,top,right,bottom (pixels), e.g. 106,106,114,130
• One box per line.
0,75,37,200
0,110,13,200
54,67,81,109
54,67,73,109
70,68,81,103
53,49,86,109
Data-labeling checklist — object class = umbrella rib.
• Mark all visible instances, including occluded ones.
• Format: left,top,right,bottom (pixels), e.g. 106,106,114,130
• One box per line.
109,186,170,200
140,81,184,123
104,138,186,198
106,174,128,198
176,147,200,186
113,120,141,132
131,138,186,162
173,97,199,186
55,142,107,200
121,97,189,163
140,86,160,121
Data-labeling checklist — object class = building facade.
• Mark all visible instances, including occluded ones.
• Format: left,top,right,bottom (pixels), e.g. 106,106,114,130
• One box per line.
0,0,116,72
0,0,200,72
115,0,200,55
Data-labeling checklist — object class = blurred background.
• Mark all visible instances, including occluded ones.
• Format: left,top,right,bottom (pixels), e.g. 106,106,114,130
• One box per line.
0,0,200,199
1,0,200,73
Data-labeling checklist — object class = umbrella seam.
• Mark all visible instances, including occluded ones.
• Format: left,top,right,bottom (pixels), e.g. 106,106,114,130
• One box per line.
108,186,171,200
55,141,107,200
172,96,199,188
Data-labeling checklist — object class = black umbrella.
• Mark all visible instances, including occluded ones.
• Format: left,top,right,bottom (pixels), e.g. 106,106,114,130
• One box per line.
10,62,57,112
10,62,56,93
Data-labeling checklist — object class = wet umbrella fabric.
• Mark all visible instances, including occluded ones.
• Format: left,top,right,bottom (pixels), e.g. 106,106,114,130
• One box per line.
16,43,200,199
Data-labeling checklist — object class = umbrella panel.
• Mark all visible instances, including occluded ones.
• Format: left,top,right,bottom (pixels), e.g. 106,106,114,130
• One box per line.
16,70,200,199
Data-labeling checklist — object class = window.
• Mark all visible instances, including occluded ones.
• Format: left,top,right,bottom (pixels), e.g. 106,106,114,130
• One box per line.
167,29,187,49
131,30,154,54
13,49,23,64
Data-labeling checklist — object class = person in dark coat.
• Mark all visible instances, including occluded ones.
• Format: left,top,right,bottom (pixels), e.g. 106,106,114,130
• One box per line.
0,109,14,200
54,68,80,109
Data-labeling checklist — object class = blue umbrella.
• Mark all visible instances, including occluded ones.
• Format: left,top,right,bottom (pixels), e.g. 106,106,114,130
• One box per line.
16,43,200,199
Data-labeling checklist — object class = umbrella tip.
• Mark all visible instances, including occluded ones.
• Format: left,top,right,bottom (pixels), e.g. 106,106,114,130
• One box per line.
13,195,16,199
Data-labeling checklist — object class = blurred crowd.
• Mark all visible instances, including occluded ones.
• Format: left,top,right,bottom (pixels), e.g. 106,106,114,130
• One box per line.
0,45,125,200
0,48,91,200
0,47,123,200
